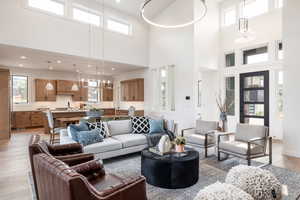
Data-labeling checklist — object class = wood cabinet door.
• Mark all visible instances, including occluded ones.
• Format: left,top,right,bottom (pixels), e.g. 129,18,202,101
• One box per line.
31,111,44,127
121,81,129,101
72,82,88,102
137,79,144,101
103,88,113,101
15,112,31,129
46,80,57,101
35,79,56,101
57,80,75,94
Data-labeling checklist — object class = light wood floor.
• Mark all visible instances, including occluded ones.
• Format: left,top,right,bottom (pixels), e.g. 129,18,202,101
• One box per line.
1,129,300,200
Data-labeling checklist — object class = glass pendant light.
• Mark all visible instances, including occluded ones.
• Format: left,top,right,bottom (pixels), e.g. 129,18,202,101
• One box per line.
45,61,54,91
72,64,80,91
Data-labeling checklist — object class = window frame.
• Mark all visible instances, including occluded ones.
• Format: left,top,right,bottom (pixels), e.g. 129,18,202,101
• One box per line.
277,40,283,60
12,75,29,104
27,0,65,17
225,76,235,116
240,0,269,19
242,45,269,65
87,80,100,103
275,0,284,8
106,17,132,36
72,4,102,27
222,6,237,27
225,52,236,67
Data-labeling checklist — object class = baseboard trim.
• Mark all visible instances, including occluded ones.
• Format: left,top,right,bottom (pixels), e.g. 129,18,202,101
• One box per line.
282,149,300,158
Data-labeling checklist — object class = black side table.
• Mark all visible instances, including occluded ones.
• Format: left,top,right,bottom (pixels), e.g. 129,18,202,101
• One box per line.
141,148,199,189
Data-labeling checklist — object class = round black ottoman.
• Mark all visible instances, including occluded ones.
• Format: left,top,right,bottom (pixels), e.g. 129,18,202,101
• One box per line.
141,148,199,189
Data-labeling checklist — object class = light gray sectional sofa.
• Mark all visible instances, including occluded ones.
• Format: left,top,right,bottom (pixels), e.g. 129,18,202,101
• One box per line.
60,119,177,160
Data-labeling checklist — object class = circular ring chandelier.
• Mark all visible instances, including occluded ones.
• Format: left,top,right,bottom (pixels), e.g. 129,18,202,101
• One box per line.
140,0,207,29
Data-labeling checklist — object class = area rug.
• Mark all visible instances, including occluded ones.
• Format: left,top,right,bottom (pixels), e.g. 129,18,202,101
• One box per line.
29,151,300,200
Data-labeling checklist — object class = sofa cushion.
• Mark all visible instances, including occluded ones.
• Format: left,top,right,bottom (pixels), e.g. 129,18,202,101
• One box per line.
186,134,215,146
196,120,218,134
131,117,150,134
235,124,267,145
77,129,104,146
113,134,147,148
219,141,264,155
107,120,132,136
87,122,109,138
69,122,90,142
84,138,122,154
149,119,165,134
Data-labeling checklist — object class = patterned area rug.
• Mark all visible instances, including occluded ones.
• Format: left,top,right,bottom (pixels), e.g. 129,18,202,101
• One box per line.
29,150,300,200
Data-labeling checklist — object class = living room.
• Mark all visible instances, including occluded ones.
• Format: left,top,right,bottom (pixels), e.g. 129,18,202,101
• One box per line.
1,0,300,199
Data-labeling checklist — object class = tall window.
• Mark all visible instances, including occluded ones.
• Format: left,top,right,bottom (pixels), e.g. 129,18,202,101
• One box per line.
107,18,131,35
241,0,268,18
88,80,99,103
12,76,28,104
278,42,283,60
223,7,236,26
28,0,65,16
243,46,268,65
73,6,101,27
276,0,284,8
225,53,235,67
226,77,235,116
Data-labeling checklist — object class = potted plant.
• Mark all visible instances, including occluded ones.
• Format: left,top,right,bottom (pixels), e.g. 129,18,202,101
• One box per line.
174,136,186,153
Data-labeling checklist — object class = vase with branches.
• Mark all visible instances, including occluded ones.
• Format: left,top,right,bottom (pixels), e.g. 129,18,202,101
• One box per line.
216,93,233,132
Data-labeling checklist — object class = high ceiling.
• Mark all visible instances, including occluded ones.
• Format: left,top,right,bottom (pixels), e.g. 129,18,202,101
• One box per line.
0,44,146,76
103,0,176,18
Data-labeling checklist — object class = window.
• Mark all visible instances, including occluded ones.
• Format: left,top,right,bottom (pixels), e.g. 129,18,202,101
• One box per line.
88,80,99,102
223,8,236,26
276,0,284,8
277,71,283,118
225,77,235,115
12,76,28,104
28,0,65,16
73,7,101,27
243,46,268,65
278,42,283,60
225,53,235,67
107,18,131,35
241,0,268,18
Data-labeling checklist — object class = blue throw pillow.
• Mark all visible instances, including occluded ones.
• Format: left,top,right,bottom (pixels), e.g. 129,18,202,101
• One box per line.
77,129,104,146
69,122,89,142
149,119,165,134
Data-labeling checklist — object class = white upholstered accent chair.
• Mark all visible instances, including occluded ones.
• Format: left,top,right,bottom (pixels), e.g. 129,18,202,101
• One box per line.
217,123,272,166
182,120,219,157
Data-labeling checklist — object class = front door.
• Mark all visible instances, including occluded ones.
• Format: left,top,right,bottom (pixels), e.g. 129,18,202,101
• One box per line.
240,71,269,126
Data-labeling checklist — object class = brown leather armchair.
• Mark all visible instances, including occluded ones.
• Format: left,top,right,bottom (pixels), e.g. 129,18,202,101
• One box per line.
29,135,95,199
33,153,147,200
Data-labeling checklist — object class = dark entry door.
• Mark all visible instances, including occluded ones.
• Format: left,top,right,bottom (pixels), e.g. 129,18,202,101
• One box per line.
240,71,269,126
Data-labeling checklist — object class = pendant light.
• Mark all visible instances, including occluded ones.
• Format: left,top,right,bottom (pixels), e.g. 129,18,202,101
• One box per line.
72,64,80,91
45,61,54,91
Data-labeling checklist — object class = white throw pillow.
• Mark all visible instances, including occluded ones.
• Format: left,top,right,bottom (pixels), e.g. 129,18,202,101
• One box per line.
107,120,132,136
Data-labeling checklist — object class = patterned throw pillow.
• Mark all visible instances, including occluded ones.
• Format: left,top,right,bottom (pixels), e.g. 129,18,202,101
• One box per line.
131,117,150,134
87,122,108,138
77,129,104,146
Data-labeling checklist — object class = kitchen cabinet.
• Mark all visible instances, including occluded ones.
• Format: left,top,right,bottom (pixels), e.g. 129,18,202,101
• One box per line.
35,79,57,101
0,69,11,139
102,84,113,101
121,79,144,101
12,111,44,129
72,82,88,102
57,80,76,95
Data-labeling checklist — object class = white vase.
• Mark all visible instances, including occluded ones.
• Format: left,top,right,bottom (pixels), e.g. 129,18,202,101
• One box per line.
158,135,172,153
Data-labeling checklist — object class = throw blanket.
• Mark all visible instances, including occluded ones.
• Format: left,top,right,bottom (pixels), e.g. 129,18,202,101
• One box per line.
145,130,175,147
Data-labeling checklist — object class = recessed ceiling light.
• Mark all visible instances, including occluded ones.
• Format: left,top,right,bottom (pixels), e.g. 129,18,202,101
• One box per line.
88,64,92,68
49,66,54,70
112,68,115,71
97,72,101,75
18,64,24,67
76,69,80,73
56,60,62,64
116,0,120,3
20,56,27,59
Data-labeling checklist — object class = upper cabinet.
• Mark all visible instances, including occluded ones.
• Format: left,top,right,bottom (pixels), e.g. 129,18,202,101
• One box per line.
121,79,144,101
35,79,57,101
57,80,76,95
102,84,113,102
72,82,88,102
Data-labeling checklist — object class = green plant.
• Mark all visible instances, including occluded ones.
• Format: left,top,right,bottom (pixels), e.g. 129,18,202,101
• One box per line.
174,136,186,146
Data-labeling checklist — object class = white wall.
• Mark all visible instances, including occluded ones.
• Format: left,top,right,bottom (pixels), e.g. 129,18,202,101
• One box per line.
113,69,146,110
282,0,300,157
9,67,114,111
219,0,283,138
0,0,149,67
147,0,196,130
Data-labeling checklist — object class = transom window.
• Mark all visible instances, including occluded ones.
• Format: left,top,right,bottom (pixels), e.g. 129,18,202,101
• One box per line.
241,0,268,18
107,18,131,35
12,76,28,104
226,77,235,116
73,6,101,27
88,80,99,103
225,53,235,67
243,46,268,65
28,0,65,16
223,8,236,26
278,42,283,60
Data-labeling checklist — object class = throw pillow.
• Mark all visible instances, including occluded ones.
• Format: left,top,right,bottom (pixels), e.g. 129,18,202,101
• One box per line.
149,119,165,134
69,122,89,142
77,129,104,146
87,122,108,138
131,116,150,134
